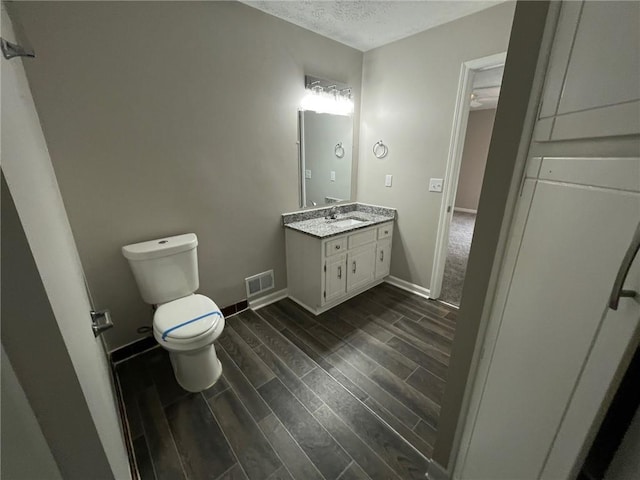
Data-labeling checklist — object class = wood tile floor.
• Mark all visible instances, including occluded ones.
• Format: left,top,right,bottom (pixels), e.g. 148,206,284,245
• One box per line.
116,283,457,480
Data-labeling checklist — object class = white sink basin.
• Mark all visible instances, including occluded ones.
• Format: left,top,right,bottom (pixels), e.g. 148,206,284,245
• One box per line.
331,218,365,228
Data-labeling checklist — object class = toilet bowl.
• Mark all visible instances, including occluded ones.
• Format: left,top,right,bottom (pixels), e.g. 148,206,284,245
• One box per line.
153,294,225,392
122,233,226,393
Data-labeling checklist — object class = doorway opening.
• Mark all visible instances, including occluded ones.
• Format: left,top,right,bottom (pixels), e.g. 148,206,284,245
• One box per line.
430,54,505,307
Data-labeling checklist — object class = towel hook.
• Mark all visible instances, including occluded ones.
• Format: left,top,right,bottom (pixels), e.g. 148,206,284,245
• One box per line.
373,140,388,159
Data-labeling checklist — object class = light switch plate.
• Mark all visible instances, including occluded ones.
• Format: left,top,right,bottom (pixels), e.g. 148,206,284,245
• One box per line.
305,169,312,179
429,178,443,192
330,171,336,182
385,174,393,187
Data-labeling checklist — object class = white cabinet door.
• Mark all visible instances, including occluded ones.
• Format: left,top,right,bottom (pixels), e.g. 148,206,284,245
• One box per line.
557,2,639,115
325,253,347,304
536,1,640,141
460,157,640,479
347,244,376,292
375,239,391,279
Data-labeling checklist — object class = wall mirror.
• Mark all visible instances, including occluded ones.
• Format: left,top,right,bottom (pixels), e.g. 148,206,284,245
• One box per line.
298,110,354,208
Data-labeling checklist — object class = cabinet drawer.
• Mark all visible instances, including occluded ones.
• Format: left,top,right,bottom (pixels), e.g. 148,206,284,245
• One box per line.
377,223,393,240
325,237,346,256
348,228,376,249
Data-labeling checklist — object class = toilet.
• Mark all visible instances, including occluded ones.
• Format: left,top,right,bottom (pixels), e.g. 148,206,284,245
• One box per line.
122,233,225,392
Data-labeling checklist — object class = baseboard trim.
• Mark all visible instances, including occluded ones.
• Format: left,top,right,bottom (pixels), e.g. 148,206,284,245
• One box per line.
427,460,450,480
289,279,385,315
249,288,288,310
385,276,431,300
220,299,249,317
454,207,477,214
109,336,157,364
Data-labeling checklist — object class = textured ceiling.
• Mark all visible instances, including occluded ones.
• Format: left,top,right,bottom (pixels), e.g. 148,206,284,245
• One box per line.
240,1,504,51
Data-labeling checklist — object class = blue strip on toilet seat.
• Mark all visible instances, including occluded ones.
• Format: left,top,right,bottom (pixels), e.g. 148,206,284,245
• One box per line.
161,310,222,341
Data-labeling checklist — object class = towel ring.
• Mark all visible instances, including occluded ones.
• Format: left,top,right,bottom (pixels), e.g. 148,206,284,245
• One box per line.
373,140,388,159
335,142,345,158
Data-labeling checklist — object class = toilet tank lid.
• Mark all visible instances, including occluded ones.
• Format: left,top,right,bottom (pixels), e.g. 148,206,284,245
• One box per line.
122,233,198,261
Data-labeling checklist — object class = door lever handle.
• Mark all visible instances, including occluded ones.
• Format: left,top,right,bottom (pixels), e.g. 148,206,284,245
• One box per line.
609,222,640,310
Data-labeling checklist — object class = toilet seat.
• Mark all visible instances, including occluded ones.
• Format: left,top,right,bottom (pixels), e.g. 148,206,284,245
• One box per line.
154,294,223,342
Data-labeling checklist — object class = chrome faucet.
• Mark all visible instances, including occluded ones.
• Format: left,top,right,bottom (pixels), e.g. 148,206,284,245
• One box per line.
326,206,339,220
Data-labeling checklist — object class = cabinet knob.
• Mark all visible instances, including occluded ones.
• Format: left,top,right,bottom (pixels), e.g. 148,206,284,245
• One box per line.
384,230,388,234
335,245,341,250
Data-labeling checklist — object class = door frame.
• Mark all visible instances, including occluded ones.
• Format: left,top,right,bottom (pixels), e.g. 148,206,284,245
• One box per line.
298,110,307,208
429,52,506,301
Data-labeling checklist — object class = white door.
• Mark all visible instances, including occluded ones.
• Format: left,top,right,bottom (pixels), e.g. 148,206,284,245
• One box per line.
458,158,640,478
1,7,130,479
347,244,376,292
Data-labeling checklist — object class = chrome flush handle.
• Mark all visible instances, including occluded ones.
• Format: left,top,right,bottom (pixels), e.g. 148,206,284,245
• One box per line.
609,222,640,310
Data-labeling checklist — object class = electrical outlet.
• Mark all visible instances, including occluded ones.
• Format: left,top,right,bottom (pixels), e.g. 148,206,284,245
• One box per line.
385,174,393,187
305,169,312,179
429,178,443,192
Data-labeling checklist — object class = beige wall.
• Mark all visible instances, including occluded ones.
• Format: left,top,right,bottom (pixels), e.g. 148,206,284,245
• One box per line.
455,109,497,211
15,1,363,350
357,2,515,290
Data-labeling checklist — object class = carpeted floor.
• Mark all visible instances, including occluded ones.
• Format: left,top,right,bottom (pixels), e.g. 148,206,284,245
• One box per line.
440,211,476,306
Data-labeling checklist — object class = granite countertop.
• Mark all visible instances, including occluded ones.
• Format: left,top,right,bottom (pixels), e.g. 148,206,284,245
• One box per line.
282,202,396,239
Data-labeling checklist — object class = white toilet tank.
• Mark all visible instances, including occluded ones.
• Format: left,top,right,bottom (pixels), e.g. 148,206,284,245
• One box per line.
122,233,199,305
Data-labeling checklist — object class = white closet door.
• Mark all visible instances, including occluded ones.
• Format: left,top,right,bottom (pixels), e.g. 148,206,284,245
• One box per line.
461,157,640,479
535,1,640,141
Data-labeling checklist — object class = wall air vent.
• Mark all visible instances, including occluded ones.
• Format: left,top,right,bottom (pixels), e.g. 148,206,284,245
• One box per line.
245,270,275,298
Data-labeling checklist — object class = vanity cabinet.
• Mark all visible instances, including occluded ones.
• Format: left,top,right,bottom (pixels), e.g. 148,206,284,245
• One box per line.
285,222,393,314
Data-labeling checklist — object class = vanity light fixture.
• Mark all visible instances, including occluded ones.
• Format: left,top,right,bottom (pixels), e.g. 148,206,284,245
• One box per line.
310,80,323,94
301,75,354,116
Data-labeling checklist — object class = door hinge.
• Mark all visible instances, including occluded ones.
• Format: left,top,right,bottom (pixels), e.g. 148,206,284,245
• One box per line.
324,264,326,272
90,309,114,337
447,205,452,213
323,290,326,298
